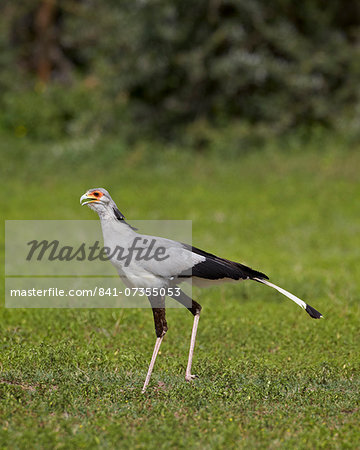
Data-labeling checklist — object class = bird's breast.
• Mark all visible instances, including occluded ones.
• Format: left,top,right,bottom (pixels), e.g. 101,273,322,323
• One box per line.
117,265,170,289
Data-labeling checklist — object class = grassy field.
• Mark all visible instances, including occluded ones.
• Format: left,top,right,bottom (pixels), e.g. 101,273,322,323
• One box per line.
1,135,360,448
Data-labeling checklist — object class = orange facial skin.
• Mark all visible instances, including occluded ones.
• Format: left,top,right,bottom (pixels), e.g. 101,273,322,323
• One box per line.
86,190,104,203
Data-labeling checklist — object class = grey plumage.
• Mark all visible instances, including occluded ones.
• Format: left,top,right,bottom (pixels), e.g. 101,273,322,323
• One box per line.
80,187,323,392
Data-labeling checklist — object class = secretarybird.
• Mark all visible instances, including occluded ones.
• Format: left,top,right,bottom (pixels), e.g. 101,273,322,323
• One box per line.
80,188,322,392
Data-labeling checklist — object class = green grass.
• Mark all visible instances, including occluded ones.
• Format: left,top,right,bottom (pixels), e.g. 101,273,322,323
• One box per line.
1,135,360,448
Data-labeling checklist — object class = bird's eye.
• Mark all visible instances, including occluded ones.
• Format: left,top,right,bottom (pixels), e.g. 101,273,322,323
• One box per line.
93,192,100,197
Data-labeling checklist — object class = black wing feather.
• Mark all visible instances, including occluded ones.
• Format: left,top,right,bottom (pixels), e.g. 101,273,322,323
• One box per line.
180,244,269,281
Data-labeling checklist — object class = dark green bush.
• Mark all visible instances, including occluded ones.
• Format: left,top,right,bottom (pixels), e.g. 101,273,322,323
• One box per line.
0,0,359,143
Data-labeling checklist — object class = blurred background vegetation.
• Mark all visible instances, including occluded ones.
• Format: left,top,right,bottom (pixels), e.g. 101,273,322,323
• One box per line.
1,0,360,150
1,4,360,446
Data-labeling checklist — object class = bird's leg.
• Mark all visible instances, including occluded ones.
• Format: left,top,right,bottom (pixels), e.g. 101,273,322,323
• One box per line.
142,295,167,393
142,335,164,393
170,289,202,382
185,312,200,381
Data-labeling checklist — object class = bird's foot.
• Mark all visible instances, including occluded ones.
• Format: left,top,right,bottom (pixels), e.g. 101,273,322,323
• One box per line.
185,374,199,382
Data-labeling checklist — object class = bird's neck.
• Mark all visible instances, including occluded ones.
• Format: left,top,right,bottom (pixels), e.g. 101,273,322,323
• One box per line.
96,206,118,221
97,208,137,245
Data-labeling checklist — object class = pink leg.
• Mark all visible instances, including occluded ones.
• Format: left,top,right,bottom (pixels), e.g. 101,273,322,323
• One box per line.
142,336,164,393
185,313,200,381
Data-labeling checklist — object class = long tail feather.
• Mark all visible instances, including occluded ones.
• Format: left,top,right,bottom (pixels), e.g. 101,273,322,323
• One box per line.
253,277,323,319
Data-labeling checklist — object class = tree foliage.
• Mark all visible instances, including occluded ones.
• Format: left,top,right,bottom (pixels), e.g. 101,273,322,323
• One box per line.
1,0,360,142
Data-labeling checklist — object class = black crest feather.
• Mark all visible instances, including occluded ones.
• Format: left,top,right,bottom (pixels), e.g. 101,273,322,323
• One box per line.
112,207,138,231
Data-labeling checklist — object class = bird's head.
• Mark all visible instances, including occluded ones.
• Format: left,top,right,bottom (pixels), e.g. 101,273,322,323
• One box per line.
80,188,125,220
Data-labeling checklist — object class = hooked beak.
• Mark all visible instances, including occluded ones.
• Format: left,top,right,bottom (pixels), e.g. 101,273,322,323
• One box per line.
80,193,100,206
